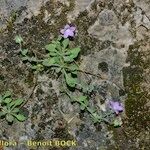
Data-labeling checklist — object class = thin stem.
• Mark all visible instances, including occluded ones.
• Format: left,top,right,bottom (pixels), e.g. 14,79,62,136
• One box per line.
78,69,102,78
73,60,101,78
63,65,102,79
30,59,43,63
65,91,103,123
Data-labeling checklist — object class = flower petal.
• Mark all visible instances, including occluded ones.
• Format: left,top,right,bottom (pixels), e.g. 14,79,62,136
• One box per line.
64,24,70,29
63,31,70,38
70,26,76,32
109,101,123,113
64,29,74,38
60,29,65,34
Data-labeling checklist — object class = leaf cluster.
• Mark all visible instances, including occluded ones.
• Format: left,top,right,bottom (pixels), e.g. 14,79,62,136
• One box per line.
15,35,122,126
0,91,26,123
43,36,80,88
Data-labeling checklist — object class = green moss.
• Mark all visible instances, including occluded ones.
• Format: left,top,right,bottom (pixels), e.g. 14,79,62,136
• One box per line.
123,42,149,131
25,71,34,87
111,40,149,149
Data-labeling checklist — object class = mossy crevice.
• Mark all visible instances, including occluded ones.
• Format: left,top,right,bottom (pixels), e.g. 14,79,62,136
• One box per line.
123,42,149,131
111,40,150,149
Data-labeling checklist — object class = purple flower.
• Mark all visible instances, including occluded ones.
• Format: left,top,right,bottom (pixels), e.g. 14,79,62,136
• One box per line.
60,24,76,38
109,101,123,114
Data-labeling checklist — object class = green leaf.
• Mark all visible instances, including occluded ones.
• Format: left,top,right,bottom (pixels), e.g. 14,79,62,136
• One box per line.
6,114,14,122
10,99,24,107
31,64,44,72
42,57,58,67
14,114,26,121
49,52,57,57
21,56,30,61
68,64,78,75
65,73,77,87
70,47,80,58
0,111,6,117
3,98,12,104
62,38,69,49
56,42,61,51
71,70,78,75
14,99,24,106
51,40,56,44
29,57,37,62
11,108,20,113
0,95,3,103
57,35,62,41
3,91,11,99
89,108,96,114
14,35,23,44
80,105,86,110
63,56,74,62
45,44,56,52
15,99,24,106
91,113,101,123
113,117,122,127
78,95,88,108
68,64,78,71
21,49,28,55
2,106,8,112
67,47,80,59
63,48,80,62
30,65,37,70
78,95,87,103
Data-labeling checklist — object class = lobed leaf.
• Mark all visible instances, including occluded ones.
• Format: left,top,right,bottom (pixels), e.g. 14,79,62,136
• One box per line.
14,114,26,121
9,99,24,107
63,56,74,62
11,108,20,113
45,44,56,52
68,64,78,71
0,111,6,117
3,91,11,99
42,57,58,67
65,73,77,87
62,38,69,49
69,47,81,59
3,98,12,104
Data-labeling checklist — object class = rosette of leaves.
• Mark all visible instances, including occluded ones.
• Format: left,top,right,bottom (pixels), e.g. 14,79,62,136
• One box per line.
43,36,80,88
0,91,26,123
